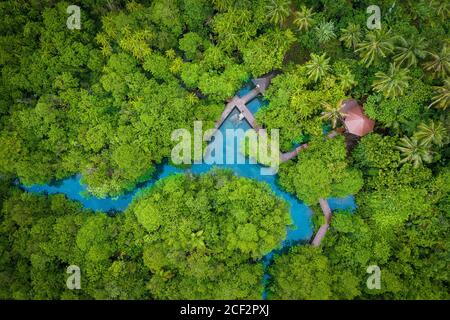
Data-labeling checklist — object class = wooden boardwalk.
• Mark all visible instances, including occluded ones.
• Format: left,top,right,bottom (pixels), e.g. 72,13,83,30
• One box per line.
206,74,340,247
280,143,308,163
205,76,273,141
206,73,311,164
311,198,332,247
280,130,339,163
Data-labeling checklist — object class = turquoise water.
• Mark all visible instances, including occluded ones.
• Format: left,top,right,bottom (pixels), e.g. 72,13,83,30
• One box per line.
237,84,253,98
21,166,183,212
20,84,356,298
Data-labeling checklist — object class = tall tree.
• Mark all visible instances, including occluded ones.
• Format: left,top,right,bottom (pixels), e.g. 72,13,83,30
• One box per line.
339,23,362,51
320,100,346,129
315,21,336,44
423,45,450,79
293,6,315,32
305,53,331,82
372,64,411,99
265,0,291,27
429,79,450,110
396,136,433,168
393,36,427,68
414,121,448,147
356,28,395,67
429,0,450,20
338,70,358,92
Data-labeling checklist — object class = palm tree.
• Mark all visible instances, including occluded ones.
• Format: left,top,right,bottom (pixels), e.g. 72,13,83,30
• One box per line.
266,0,291,27
339,23,362,51
269,28,296,48
429,0,450,20
393,36,427,67
293,6,315,32
423,45,450,79
212,0,232,12
338,70,358,92
429,79,450,110
169,57,183,74
305,53,331,82
320,100,347,129
186,92,199,106
414,121,448,147
315,20,336,44
356,28,395,67
396,136,433,168
165,49,176,59
372,63,411,99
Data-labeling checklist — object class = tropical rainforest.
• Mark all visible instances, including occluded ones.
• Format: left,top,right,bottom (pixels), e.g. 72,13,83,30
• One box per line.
0,0,448,300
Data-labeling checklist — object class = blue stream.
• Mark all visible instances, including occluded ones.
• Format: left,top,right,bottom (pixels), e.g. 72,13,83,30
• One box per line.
21,84,356,299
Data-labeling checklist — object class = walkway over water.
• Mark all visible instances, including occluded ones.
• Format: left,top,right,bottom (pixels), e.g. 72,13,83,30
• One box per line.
280,143,308,163
20,80,357,298
207,76,274,140
208,74,309,164
311,198,333,247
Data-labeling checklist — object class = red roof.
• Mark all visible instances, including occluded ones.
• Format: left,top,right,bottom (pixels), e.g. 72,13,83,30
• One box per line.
340,99,375,137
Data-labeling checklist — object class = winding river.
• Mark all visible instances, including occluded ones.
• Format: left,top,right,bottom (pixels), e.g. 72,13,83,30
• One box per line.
21,84,356,298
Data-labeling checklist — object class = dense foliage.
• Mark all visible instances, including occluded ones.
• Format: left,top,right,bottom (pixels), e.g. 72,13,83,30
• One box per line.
0,170,291,299
0,0,448,300
268,163,449,299
279,136,363,205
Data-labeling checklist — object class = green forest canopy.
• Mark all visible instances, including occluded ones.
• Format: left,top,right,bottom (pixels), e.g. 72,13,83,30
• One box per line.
0,0,448,300
0,170,291,299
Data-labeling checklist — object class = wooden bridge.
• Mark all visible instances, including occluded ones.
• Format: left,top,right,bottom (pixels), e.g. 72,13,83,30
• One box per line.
206,76,273,140
311,198,332,247
280,143,308,162
207,74,339,247
206,74,311,164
